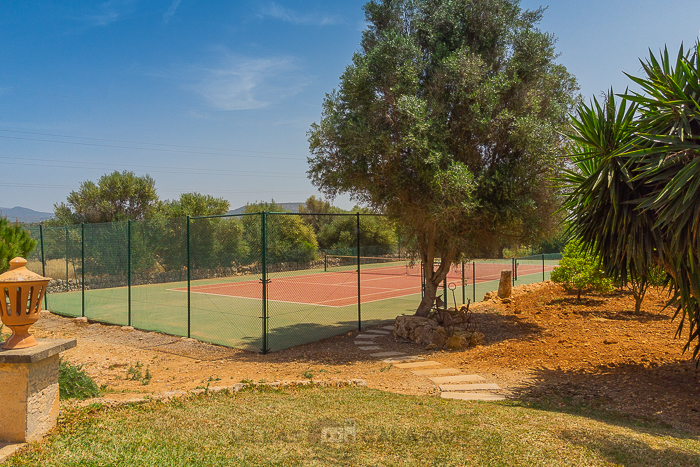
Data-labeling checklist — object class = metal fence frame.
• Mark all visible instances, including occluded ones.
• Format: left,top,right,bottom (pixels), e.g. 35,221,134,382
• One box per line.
25,213,560,354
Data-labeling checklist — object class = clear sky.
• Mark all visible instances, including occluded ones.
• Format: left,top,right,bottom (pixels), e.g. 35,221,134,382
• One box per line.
1,0,699,213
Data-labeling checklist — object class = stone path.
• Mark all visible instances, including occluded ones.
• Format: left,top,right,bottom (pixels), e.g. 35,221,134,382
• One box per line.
354,324,506,401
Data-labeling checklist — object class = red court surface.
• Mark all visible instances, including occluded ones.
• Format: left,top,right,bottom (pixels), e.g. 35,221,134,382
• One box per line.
173,262,553,308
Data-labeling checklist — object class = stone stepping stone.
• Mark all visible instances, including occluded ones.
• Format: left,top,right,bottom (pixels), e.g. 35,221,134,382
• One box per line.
383,356,424,363
370,351,404,357
381,325,395,330
439,383,501,392
395,361,442,369
355,334,380,339
429,375,485,384
357,346,382,351
365,330,391,335
411,368,461,376
441,392,507,401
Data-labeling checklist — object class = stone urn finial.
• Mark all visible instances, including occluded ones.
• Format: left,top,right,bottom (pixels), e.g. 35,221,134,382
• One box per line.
0,257,50,349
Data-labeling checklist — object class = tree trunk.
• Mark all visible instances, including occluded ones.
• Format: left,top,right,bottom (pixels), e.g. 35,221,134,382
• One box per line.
416,279,438,317
416,240,457,317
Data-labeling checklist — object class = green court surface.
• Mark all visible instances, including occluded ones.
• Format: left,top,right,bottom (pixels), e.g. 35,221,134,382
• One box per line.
45,262,556,353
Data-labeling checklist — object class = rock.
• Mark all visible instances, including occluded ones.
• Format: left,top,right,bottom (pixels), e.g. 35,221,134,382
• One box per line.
469,332,485,346
121,326,134,331
446,335,467,350
425,343,439,350
501,298,512,304
74,317,88,324
498,270,512,298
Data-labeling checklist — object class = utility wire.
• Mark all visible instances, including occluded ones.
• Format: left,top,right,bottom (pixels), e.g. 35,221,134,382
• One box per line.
0,134,305,161
0,157,308,179
0,128,309,157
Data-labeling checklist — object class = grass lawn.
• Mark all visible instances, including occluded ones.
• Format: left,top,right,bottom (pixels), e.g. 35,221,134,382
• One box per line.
7,386,700,467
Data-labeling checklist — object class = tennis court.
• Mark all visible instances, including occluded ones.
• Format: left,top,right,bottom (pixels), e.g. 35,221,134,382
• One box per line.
176,258,553,307
41,257,556,352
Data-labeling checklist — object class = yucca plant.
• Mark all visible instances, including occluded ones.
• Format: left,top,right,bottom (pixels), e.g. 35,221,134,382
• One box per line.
561,42,700,358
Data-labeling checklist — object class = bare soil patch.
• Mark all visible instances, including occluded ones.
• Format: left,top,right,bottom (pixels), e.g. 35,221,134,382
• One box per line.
32,281,700,433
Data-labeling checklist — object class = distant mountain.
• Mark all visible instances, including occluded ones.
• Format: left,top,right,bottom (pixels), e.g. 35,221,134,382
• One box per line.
228,202,303,215
0,206,53,223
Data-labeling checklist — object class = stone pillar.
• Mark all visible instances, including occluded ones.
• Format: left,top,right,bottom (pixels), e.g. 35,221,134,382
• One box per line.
0,339,76,443
497,270,512,298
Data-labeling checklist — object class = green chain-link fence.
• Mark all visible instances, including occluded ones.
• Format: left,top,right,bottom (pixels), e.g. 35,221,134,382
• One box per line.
24,213,560,353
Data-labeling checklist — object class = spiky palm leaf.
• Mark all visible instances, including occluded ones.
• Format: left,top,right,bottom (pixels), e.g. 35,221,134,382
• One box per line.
562,43,700,358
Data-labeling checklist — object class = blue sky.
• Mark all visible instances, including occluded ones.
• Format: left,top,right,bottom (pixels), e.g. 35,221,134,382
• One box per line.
1,0,699,214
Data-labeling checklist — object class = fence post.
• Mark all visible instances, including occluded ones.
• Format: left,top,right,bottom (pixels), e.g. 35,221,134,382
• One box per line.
356,212,361,332
127,220,131,327
187,216,191,338
462,261,465,305
542,253,545,282
65,226,69,293
39,224,47,310
472,261,476,303
81,222,85,318
261,212,268,354
512,258,515,286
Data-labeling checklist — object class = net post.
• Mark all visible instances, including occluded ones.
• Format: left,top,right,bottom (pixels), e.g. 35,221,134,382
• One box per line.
542,253,545,281
39,224,47,310
462,261,465,305
81,222,85,318
262,211,268,354
187,215,191,338
472,261,476,303
443,269,447,307
356,212,361,332
127,220,132,327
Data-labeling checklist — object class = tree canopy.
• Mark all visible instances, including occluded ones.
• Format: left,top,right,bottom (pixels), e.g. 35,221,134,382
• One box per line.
307,0,577,315
0,217,37,272
561,43,700,357
156,193,230,218
52,171,158,224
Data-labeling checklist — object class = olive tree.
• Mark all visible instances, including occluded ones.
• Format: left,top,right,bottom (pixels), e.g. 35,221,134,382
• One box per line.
308,0,577,315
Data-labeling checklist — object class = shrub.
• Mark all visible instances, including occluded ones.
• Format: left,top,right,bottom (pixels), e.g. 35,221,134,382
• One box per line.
551,239,613,300
59,359,101,400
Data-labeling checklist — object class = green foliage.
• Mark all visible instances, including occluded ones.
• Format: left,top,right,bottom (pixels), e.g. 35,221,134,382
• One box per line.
126,361,152,385
308,0,577,314
59,358,101,400
51,171,159,224
624,264,667,314
243,201,319,264
550,240,613,300
560,42,700,357
0,217,37,272
155,192,229,218
299,197,397,254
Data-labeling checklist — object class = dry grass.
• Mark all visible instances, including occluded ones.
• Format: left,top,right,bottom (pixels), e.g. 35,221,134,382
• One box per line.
26,258,76,280
7,387,700,466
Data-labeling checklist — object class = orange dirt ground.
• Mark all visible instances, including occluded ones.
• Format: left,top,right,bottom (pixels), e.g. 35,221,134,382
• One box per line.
30,281,700,434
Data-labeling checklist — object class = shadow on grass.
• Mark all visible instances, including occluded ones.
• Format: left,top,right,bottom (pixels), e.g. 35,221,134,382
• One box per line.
558,428,700,467
509,360,700,439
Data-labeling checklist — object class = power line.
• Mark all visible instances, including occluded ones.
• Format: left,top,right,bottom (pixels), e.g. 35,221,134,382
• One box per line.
6,88,311,128
0,157,308,179
0,128,309,157
0,134,307,161
0,182,316,195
